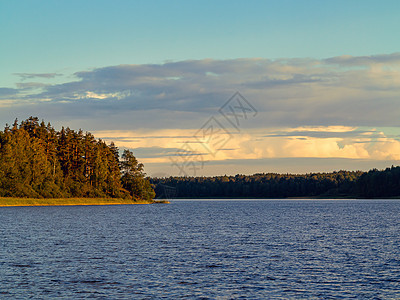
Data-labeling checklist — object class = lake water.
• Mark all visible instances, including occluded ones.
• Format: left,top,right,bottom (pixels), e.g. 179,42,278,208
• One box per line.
1,200,400,299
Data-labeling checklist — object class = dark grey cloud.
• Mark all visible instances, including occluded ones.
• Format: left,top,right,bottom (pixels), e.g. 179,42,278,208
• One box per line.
127,147,180,158
127,146,207,159
324,53,400,66
0,88,18,97
247,73,322,89
262,129,384,139
2,55,400,130
14,73,62,80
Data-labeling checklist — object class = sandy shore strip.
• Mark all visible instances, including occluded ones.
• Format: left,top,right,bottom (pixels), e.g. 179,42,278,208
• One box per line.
0,198,156,207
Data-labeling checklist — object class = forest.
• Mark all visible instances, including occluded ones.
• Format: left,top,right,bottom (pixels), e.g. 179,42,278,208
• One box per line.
152,167,400,199
0,117,155,200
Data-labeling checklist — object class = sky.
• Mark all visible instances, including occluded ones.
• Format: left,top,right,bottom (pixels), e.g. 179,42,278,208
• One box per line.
1,0,400,176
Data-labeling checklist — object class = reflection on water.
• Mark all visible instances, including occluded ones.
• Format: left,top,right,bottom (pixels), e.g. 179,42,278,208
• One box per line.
1,200,400,298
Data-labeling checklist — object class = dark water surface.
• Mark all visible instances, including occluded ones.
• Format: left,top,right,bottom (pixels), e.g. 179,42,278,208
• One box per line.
1,200,400,299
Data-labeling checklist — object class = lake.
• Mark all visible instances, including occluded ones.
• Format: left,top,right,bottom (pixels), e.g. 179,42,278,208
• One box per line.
1,200,400,298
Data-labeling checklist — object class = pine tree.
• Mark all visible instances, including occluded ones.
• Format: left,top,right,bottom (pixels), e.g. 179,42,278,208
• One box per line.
121,149,155,200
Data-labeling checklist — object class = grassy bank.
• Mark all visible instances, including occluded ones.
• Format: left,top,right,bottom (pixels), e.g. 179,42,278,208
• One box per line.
0,197,158,207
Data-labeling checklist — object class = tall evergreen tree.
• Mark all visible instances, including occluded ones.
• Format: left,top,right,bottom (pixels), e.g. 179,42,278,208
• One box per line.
121,149,155,200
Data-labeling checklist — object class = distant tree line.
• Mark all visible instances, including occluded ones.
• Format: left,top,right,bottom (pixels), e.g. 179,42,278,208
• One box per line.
0,117,155,200
151,167,400,199
355,167,400,198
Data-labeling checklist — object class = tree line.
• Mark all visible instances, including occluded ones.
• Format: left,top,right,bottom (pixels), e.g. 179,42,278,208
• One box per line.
0,117,155,200
151,166,400,199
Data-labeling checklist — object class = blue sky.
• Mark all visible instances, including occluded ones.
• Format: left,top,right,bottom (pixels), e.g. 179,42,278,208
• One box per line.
2,0,399,85
1,0,400,176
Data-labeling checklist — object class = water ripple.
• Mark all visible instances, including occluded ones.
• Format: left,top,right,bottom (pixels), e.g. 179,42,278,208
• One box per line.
1,200,400,298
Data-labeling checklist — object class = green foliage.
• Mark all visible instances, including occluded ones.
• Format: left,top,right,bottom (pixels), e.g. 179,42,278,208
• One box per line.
121,149,155,201
0,117,154,200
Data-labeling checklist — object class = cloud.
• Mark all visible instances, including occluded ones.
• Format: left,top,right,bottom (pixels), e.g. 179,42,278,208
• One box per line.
324,53,400,66
2,54,399,175
125,146,183,158
14,73,62,80
262,127,383,139
1,53,400,132
92,126,400,167
0,88,18,97
16,82,48,90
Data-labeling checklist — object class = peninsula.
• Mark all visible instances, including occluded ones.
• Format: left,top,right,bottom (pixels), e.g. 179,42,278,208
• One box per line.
0,117,157,206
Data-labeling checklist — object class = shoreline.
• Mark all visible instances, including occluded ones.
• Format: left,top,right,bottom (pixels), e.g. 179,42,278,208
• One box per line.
0,198,170,207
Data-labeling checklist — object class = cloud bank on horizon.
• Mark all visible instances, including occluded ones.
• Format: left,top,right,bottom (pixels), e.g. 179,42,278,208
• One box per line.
1,53,400,175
